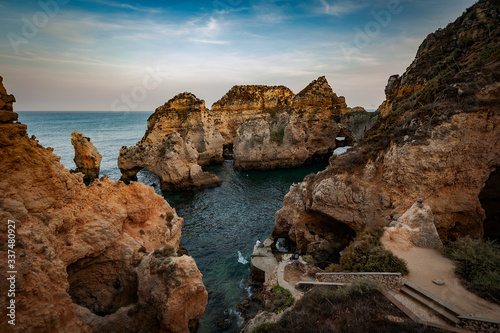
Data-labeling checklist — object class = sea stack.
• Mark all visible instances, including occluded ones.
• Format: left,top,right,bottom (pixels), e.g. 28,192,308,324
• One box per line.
71,131,102,183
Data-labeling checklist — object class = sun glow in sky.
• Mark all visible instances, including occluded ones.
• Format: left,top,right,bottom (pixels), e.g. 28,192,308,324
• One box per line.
0,0,477,111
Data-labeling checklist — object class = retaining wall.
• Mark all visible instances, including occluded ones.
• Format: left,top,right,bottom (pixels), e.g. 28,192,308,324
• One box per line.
317,272,403,290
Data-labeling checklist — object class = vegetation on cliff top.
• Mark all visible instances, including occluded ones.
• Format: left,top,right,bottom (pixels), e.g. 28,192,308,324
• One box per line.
252,280,437,333
331,0,500,166
327,225,409,275
443,238,500,304
269,285,295,313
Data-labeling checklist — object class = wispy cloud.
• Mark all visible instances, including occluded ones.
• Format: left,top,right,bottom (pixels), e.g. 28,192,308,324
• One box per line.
190,39,230,45
318,0,370,16
83,0,163,14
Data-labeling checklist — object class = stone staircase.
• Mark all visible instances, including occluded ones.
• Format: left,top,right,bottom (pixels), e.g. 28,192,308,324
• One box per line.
386,280,471,332
399,280,465,326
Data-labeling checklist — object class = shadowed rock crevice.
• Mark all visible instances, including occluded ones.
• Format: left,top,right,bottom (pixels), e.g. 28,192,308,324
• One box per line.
480,167,500,241
303,212,357,266
67,254,139,317
273,208,356,266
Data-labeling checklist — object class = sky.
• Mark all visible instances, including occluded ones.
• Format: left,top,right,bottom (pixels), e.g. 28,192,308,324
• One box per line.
0,0,477,111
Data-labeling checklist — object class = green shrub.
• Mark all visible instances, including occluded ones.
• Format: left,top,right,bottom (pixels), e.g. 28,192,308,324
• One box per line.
252,323,272,333
270,285,294,313
443,238,500,304
270,126,285,144
257,280,436,332
301,255,314,265
166,213,174,222
154,244,176,258
339,225,409,275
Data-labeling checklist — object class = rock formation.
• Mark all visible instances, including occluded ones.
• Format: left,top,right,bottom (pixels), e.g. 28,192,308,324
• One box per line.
383,199,443,250
119,131,222,191
272,0,500,261
0,76,16,123
231,77,352,170
71,131,102,182
129,76,375,177
0,79,207,332
211,84,296,146
139,92,225,166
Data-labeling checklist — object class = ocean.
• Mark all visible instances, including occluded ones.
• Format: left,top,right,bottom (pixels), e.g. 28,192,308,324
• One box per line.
17,111,328,332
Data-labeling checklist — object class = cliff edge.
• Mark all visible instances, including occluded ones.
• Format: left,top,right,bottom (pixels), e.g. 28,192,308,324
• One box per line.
272,0,500,262
0,77,207,333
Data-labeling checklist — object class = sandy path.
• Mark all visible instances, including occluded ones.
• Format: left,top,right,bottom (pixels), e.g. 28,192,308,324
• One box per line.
383,240,500,321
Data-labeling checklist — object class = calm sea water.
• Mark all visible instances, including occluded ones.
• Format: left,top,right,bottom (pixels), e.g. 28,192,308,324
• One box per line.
17,111,328,332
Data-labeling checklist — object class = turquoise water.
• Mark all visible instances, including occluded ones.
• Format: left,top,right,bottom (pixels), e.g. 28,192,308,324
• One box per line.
17,112,328,332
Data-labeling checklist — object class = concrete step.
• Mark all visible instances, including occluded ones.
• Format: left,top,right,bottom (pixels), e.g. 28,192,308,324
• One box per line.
400,281,465,326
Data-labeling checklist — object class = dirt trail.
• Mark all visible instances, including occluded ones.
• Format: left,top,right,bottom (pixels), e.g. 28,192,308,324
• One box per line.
382,239,500,321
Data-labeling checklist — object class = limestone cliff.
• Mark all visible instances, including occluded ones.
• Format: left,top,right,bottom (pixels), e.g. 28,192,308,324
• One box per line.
134,76,373,173
272,0,500,261
71,131,102,182
211,84,295,146
0,79,207,332
119,131,222,191
139,92,225,166
232,77,351,170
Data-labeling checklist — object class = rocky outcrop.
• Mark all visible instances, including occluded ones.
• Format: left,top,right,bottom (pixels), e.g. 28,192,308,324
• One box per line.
119,131,222,191
132,77,374,174
139,92,225,166
0,76,16,123
71,131,102,182
272,0,500,258
0,79,207,332
232,77,354,170
383,199,443,250
211,84,295,146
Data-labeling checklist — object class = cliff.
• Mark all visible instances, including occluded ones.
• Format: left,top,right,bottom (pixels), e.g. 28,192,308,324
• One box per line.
272,0,500,261
0,78,207,332
139,92,225,166
71,131,102,182
132,76,374,175
119,131,222,191
232,77,351,170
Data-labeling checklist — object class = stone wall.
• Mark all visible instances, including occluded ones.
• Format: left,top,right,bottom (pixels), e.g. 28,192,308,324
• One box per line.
317,272,403,290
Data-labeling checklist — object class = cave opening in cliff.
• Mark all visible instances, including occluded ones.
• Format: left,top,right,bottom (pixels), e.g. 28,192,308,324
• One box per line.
480,167,500,241
304,212,357,268
223,144,234,159
67,254,139,317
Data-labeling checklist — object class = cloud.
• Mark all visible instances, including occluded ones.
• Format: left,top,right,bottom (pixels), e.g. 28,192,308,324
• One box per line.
189,39,230,45
318,0,370,16
83,0,163,14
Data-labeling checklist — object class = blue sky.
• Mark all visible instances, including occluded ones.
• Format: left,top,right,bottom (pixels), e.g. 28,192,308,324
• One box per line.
0,0,477,111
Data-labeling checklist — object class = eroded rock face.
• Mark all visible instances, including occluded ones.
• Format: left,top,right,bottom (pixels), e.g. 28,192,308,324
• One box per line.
0,76,17,123
384,200,443,250
134,77,375,173
71,131,102,182
0,79,207,332
119,131,222,191
273,0,500,252
232,77,353,170
140,92,225,166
